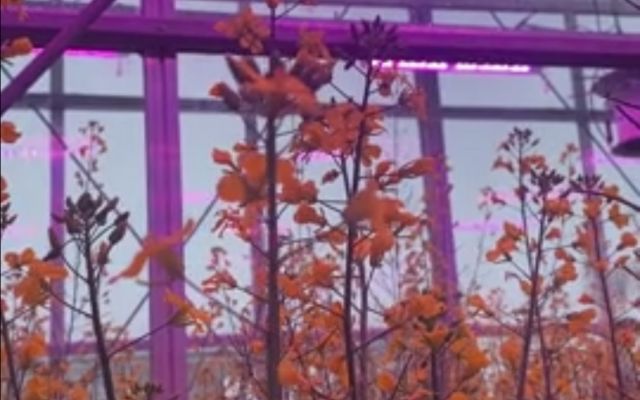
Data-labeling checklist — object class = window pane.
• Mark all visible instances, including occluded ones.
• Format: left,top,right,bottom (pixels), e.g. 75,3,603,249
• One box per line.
63,110,148,340
64,53,143,96
1,109,52,336
438,68,574,108
445,120,582,307
180,112,251,334
1,53,50,93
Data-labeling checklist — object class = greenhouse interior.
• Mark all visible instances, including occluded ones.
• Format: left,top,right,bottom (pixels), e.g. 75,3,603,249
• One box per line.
1,0,639,399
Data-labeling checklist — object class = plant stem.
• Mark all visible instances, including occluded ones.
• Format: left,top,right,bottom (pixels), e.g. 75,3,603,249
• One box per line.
590,218,625,400
534,300,554,400
515,139,549,399
357,261,369,400
265,7,282,400
430,350,442,400
83,228,117,400
0,306,21,400
342,61,374,400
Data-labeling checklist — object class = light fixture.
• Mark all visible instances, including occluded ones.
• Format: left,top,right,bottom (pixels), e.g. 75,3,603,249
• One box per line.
372,59,534,74
593,70,640,158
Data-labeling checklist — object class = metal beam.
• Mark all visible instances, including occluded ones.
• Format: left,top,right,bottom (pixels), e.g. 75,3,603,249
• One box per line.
2,6,639,69
13,93,611,121
0,0,116,116
24,0,640,16
141,0,188,397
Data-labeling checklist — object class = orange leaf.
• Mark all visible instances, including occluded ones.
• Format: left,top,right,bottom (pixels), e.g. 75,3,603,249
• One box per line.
370,228,394,266
485,249,501,263
277,158,296,184
0,121,21,143
278,357,304,387
554,262,577,285
578,293,595,304
608,203,630,229
217,173,247,203
567,308,596,334
30,261,67,280
321,169,340,184
468,294,491,315
399,157,436,177
240,151,266,186
617,232,638,250
374,160,393,177
450,393,469,400
503,221,523,239
14,274,47,307
376,371,396,392
294,203,325,225
500,336,521,368
68,384,89,400
545,227,562,240
306,259,335,287
3,37,32,58
279,275,304,299
4,252,20,268
18,332,47,367
212,148,234,166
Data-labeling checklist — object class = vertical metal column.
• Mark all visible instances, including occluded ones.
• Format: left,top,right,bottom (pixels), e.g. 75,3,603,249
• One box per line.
564,15,628,307
49,59,66,360
411,9,460,316
411,8,459,396
142,0,187,397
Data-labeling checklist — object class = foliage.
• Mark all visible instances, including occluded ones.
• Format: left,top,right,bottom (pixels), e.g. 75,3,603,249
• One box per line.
1,2,639,400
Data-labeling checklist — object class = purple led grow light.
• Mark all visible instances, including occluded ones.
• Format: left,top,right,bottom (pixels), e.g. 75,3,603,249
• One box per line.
33,48,534,75
372,59,534,74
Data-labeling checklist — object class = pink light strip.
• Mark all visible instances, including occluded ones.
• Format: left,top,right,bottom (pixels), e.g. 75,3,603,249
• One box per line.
373,59,534,74
32,48,121,59
33,48,533,75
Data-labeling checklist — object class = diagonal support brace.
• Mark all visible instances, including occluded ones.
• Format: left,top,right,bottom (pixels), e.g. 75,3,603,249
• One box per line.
0,0,116,116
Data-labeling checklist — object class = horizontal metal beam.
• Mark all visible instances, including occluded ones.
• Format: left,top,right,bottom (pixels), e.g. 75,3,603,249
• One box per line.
24,0,640,16
2,7,639,68
311,0,640,14
14,93,609,122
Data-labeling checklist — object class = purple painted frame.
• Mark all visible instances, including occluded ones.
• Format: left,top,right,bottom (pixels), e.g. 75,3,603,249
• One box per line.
0,0,117,116
141,0,188,397
2,6,639,69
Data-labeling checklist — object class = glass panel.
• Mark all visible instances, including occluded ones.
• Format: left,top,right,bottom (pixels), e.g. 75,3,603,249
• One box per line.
433,10,565,29
64,53,143,96
63,110,148,341
438,68,574,108
176,0,410,21
589,122,640,318
178,54,237,100
1,53,50,93
445,120,582,307
577,14,640,34
1,109,52,258
1,109,52,336
180,111,251,333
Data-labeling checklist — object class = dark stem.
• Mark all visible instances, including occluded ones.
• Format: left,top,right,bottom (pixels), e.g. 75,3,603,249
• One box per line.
0,306,21,400
590,218,625,400
430,350,442,400
515,142,549,400
264,6,282,400
357,261,369,400
342,61,374,400
534,300,554,400
83,227,117,400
